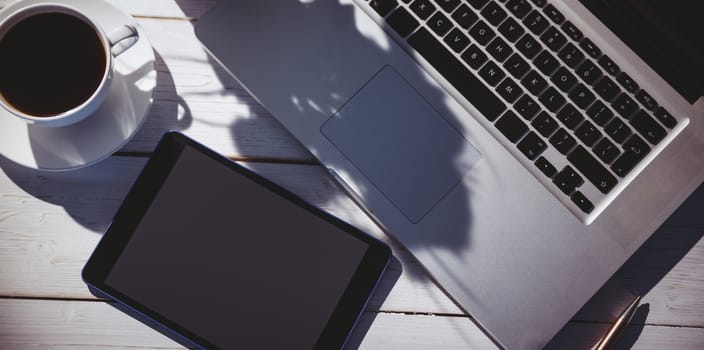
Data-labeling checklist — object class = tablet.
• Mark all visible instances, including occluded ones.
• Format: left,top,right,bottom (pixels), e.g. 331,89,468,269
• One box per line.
83,132,391,350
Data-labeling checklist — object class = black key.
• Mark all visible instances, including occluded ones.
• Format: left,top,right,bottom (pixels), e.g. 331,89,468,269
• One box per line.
593,138,621,164
557,42,585,68
481,1,507,26
530,0,547,7
428,11,453,36
568,145,617,194
575,120,602,147
630,110,666,144
467,0,489,10
469,20,496,46
539,86,566,112
497,78,523,103
516,34,541,59
604,117,632,144
568,84,595,109
594,76,620,101
597,55,619,76
586,100,614,126
616,72,638,93
635,90,658,111
571,191,594,214
387,8,420,37
506,0,532,19
444,28,471,52
518,131,547,160
524,10,549,35
370,0,398,16
611,134,650,177
515,95,540,120
410,0,436,19
504,53,531,79
498,17,525,42
479,61,506,86
433,0,460,12
611,93,638,119
532,111,559,137
452,4,479,29
487,37,513,62
556,103,584,130
522,70,548,95
540,26,567,52
408,28,506,120
551,67,578,92
549,127,577,154
543,4,564,24
654,107,677,129
495,110,528,142
535,156,558,177
579,37,601,58
576,60,602,86
461,44,488,69
561,21,583,41
534,50,559,75
553,166,584,195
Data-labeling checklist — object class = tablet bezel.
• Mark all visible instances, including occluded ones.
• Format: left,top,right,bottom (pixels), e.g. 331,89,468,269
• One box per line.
83,131,391,349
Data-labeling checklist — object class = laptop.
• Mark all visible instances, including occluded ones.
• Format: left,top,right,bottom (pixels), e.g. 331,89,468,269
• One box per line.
195,1,704,348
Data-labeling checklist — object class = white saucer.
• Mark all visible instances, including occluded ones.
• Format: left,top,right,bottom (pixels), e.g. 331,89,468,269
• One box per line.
0,0,156,171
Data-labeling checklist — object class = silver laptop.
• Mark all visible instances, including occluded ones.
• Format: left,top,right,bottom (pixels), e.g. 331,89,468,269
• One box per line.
195,0,704,348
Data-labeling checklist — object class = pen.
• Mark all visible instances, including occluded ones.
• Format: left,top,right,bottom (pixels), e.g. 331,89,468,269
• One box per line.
595,295,641,350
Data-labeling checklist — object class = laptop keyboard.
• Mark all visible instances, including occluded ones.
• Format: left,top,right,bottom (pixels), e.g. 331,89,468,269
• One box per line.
363,0,684,223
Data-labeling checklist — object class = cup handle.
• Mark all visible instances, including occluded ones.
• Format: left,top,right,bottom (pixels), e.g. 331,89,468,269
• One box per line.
107,25,139,57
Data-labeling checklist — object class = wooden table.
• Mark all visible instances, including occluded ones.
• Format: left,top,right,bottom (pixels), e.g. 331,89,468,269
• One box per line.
1,1,702,348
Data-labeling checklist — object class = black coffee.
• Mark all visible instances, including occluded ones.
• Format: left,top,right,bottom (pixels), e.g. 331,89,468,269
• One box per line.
0,12,106,116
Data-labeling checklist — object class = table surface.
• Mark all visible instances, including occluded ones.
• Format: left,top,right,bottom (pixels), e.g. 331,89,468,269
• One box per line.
0,1,702,349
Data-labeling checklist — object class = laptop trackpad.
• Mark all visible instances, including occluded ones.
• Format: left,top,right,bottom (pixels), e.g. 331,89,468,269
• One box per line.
321,66,481,223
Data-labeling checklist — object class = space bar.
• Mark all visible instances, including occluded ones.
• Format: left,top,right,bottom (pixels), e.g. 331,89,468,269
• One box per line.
408,28,505,121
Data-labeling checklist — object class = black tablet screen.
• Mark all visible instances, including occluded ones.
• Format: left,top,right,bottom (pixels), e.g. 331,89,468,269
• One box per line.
104,146,369,349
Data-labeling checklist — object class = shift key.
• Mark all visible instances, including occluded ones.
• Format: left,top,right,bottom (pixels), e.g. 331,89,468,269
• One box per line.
567,146,617,194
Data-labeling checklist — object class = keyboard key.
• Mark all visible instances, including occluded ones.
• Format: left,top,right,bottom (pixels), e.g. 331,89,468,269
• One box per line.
579,38,601,58
467,0,489,10
597,55,620,76
557,42,585,68
515,95,540,120
540,86,566,112
611,93,638,119
543,4,564,24
594,76,620,101
487,37,513,62
504,53,531,78
551,67,578,92
428,11,453,36
444,27,471,52
567,145,616,194
524,10,549,35
535,156,558,177
518,131,547,160
571,191,594,214
575,120,602,147
506,0,532,19
530,0,547,7
410,0,436,19
635,90,658,111
479,61,506,86
532,111,559,137
630,110,666,144
561,21,583,41
534,50,559,75
497,78,523,103
616,72,638,93
568,84,595,109
433,0,460,12
550,128,577,154
370,0,398,16
556,103,584,130
553,166,583,195
586,100,614,126
576,60,602,86
461,44,488,69
498,17,525,42
593,138,621,164
611,134,650,177
469,20,496,46
540,26,567,52
495,110,529,142
516,34,541,59
481,1,507,26
387,8,420,37
452,4,479,29
654,107,677,128
604,117,632,144
522,70,548,95
408,28,506,120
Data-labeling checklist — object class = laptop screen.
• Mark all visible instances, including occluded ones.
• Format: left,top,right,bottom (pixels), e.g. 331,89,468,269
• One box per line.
579,0,704,104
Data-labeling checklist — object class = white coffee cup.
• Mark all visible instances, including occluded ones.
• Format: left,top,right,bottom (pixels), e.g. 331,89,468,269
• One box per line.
0,3,139,127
